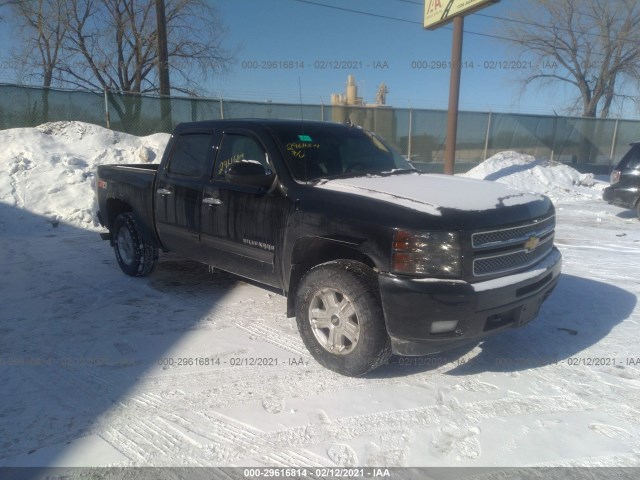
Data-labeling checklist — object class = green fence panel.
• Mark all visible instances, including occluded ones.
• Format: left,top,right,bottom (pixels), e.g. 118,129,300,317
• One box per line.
2,83,639,174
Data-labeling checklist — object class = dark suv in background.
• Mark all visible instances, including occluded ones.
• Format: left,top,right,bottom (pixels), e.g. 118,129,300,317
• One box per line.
604,142,640,219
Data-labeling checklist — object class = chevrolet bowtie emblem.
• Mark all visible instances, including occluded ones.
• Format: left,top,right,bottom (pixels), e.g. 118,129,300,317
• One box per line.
524,235,540,252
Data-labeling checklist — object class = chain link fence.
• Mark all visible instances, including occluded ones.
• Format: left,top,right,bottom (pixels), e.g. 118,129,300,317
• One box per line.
1,83,637,174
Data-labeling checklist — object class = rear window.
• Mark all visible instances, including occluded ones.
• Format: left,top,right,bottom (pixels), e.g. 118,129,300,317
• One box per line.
617,144,640,171
268,124,410,182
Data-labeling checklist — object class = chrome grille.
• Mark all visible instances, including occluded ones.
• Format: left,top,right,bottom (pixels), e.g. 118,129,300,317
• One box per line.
473,236,554,276
471,215,556,277
472,215,555,249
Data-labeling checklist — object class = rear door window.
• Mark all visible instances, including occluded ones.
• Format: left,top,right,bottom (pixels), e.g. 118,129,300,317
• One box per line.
167,133,214,178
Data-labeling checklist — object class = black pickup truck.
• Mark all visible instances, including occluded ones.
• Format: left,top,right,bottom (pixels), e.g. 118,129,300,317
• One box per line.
603,142,640,219
96,119,561,376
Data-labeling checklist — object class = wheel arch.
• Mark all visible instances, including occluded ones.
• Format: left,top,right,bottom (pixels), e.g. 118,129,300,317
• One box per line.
106,198,158,247
286,237,378,317
106,198,132,229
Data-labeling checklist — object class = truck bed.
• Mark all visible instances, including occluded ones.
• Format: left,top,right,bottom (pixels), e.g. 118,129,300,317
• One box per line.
96,164,160,245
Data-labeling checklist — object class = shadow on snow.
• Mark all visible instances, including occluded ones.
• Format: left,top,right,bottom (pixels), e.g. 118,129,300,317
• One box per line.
0,202,243,468
368,273,635,378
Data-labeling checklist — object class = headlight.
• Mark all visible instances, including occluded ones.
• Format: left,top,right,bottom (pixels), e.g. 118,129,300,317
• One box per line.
392,230,461,277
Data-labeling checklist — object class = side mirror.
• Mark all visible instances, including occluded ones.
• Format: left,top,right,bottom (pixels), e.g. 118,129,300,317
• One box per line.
225,160,275,188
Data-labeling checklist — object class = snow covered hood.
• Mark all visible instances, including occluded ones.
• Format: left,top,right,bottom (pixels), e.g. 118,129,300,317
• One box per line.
316,173,546,217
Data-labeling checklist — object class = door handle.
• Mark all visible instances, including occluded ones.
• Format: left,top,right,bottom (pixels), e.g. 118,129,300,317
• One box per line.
202,197,223,205
156,188,172,195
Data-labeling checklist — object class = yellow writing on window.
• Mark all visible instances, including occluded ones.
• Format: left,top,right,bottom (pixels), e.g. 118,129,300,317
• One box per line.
218,153,245,175
286,142,320,159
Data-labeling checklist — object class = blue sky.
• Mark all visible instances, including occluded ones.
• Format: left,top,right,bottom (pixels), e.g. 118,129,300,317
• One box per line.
212,0,573,114
0,0,616,116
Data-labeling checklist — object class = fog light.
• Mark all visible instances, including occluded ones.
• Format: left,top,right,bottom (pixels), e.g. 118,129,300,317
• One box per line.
430,320,459,334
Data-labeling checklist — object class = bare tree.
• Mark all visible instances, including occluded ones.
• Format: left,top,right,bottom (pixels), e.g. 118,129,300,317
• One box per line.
59,0,231,96
2,0,231,129
506,0,640,118
6,0,67,121
10,0,67,89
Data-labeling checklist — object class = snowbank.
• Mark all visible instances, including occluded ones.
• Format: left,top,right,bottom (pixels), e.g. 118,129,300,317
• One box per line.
461,151,602,201
0,121,170,228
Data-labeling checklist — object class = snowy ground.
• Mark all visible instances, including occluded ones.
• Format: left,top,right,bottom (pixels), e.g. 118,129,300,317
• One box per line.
1,125,640,471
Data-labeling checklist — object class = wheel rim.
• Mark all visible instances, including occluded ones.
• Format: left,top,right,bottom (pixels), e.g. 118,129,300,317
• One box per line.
116,227,135,265
308,288,360,355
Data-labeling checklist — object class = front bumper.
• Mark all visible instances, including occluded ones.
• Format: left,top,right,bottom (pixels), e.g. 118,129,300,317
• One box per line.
378,248,562,356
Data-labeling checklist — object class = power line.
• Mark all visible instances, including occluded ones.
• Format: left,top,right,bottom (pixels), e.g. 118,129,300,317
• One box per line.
291,0,419,24
393,0,423,5
393,0,633,43
290,0,515,42
292,0,629,58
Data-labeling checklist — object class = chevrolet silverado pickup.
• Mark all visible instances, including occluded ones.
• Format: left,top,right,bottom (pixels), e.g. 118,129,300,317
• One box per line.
96,119,562,376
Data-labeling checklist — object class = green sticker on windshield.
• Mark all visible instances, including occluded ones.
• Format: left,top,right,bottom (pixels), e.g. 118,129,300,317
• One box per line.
298,134,313,142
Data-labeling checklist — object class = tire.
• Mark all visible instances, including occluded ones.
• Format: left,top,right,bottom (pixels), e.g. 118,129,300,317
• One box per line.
113,212,158,277
295,261,391,376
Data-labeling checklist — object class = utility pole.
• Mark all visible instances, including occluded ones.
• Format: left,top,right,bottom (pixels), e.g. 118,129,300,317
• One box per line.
155,0,172,131
424,0,500,174
444,16,464,175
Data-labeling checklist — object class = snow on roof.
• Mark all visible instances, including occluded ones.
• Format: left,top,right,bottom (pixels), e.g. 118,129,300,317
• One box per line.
0,121,170,228
461,151,601,201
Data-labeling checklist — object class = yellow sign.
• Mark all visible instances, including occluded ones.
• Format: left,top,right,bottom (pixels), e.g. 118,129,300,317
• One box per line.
424,0,500,30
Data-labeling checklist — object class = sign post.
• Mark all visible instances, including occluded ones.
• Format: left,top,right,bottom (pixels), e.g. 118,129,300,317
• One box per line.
444,16,464,175
424,0,500,174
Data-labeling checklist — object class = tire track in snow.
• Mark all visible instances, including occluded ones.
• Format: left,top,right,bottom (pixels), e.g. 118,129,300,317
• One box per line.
100,426,148,463
103,390,593,465
260,449,332,468
233,321,310,357
227,393,594,464
101,413,217,466
95,391,330,466
185,412,333,466
135,363,432,414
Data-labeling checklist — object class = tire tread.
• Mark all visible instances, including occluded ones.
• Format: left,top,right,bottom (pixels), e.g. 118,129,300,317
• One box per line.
113,212,158,277
295,260,391,376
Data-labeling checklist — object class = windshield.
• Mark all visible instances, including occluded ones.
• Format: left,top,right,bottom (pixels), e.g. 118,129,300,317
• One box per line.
268,123,413,182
